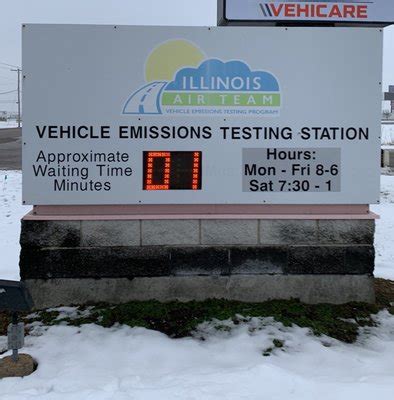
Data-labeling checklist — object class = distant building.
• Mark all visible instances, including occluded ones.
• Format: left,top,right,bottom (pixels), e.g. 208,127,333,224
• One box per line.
389,86,394,114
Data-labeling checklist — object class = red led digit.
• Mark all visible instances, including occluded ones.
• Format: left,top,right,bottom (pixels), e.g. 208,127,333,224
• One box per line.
145,151,171,190
192,151,200,190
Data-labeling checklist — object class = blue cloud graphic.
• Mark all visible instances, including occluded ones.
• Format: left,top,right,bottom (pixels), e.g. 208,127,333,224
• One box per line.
165,59,279,92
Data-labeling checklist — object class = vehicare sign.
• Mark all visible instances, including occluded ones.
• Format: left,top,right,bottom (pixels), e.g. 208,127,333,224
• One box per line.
22,25,382,205
223,0,394,24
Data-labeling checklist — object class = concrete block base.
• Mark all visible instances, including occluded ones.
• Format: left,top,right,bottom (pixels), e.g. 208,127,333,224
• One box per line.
25,275,375,309
20,218,376,307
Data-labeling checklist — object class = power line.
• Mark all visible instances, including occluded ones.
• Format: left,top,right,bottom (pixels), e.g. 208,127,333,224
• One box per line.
0,65,20,71
0,89,17,95
0,62,20,69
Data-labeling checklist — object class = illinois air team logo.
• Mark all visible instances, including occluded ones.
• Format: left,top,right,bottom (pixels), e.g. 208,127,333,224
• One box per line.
123,40,280,117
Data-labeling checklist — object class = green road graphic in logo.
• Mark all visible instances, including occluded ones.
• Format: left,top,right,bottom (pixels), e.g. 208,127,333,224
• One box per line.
123,40,281,116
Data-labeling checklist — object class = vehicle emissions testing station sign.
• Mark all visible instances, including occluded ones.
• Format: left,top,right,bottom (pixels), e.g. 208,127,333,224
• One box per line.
22,24,382,205
220,0,394,25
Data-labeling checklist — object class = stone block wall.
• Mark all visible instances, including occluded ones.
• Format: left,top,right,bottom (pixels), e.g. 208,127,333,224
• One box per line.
19,218,375,307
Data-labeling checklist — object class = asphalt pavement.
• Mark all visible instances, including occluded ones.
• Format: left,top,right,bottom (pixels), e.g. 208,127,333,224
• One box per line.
0,128,21,170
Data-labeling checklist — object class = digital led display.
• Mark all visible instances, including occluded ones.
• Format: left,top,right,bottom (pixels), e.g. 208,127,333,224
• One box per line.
143,151,202,190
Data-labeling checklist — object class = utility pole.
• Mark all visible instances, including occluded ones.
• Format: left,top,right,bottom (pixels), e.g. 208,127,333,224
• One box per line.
11,68,21,128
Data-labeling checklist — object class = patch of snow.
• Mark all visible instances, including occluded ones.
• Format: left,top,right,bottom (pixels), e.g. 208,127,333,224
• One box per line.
382,124,394,145
372,176,394,280
1,312,394,399
0,171,31,280
47,306,94,321
0,120,20,129
0,174,394,398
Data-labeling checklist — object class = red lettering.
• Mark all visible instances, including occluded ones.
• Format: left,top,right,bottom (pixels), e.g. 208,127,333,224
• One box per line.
297,4,309,18
316,5,327,18
357,5,368,19
329,5,342,18
343,5,356,18
284,4,296,17
267,2,369,20
311,4,316,17
269,4,283,17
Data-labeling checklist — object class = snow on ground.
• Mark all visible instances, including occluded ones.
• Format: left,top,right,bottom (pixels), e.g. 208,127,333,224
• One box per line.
1,312,394,399
382,124,394,145
0,171,394,398
0,120,20,129
0,171,30,280
372,175,394,280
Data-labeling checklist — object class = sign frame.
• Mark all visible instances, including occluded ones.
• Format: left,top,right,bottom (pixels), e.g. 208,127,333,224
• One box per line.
22,24,382,206
218,0,394,27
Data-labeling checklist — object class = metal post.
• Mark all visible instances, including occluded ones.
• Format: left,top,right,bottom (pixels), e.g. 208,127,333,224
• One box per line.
10,68,21,128
11,312,19,362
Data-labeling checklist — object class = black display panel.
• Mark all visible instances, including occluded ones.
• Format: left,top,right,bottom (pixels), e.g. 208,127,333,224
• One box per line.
143,151,202,190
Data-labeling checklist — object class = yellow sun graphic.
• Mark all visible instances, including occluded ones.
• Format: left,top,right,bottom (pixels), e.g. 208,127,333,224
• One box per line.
145,40,205,82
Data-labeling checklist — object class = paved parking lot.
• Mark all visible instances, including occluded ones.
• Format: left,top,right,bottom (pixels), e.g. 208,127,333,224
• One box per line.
0,128,21,170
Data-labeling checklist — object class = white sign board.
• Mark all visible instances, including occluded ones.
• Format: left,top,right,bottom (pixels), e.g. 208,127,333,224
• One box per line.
223,0,394,24
22,24,382,205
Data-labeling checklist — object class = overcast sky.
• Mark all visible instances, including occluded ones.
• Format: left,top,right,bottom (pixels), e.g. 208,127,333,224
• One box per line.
1,0,393,111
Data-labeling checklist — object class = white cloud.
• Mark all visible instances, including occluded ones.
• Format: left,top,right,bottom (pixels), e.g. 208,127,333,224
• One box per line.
2,0,394,110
